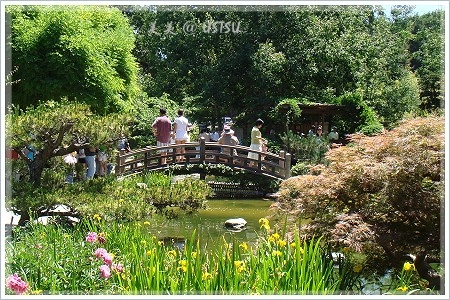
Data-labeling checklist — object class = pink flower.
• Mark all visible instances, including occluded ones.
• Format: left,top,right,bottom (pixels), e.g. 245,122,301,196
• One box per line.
102,253,113,266
6,274,28,295
112,263,124,273
94,248,108,259
99,265,111,279
86,232,98,243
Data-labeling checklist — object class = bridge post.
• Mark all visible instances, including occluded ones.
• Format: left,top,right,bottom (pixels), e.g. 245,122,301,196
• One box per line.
279,151,291,179
199,137,206,180
116,149,126,176
285,153,291,179
199,137,206,163
279,150,285,171
144,151,149,169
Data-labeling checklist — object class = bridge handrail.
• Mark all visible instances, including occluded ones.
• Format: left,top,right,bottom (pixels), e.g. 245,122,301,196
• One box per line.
121,143,284,160
116,138,291,179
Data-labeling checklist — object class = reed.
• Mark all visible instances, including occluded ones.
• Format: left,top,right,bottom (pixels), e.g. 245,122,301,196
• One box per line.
6,217,362,295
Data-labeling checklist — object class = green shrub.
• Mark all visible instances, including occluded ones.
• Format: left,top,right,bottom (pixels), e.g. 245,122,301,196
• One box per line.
332,91,383,136
7,172,211,225
275,114,444,275
291,162,311,176
358,122,384,136
279,131,330,165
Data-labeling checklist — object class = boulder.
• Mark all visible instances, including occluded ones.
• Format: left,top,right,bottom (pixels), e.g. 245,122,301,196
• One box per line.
136,182,148,189
265,192,280,199
224,218,247,231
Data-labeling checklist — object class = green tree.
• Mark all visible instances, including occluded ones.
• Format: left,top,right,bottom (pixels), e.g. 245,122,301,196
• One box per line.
376,72,420,127
122,5,437,133
7,5,139,114
6,101,132,186
269,98,302,154
130,92,179,148
6,101,132,225
409,10,445,111
251,41,287,97
331,91,383,135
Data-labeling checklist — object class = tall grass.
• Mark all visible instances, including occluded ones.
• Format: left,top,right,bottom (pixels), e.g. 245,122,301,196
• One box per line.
6,217,361,295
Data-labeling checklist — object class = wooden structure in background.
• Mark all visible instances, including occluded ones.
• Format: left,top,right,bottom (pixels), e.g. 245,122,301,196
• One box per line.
296,103,345,134
278,103,345,135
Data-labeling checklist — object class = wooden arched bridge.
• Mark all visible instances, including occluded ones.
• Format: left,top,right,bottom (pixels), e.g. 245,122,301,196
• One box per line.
115,138,291,180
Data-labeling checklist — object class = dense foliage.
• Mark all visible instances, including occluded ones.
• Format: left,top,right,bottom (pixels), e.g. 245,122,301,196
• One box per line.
7,171,211,228
5,4,444,155
408,10,445,110
120,5,443,132
274,114,444,273
7,5,139,114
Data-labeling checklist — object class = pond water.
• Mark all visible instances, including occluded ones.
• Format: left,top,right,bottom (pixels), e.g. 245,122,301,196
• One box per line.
144,199,274,247
143,199,406,295
7,197,403,295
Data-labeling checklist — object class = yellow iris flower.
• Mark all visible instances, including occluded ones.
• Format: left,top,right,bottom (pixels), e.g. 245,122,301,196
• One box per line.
403,261,414,272
397,286,408,292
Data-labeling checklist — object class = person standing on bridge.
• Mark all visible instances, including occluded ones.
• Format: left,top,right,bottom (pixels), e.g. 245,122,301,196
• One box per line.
218,125,239,157
248,118,267,168
173,109,189,162
152,108,172,165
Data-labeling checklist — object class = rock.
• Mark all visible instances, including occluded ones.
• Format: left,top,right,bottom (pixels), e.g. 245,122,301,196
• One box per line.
331,252,345,264
265,192,280,199
224,218,247,231
410,253,442,291
136,182,148,189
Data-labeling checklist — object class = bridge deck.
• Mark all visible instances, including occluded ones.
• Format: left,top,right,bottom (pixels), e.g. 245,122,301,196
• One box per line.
115,139,291,180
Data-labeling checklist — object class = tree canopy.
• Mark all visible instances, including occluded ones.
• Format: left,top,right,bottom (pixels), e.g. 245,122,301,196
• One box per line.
5,4,444,139
7,5,139,114
120,5,444,131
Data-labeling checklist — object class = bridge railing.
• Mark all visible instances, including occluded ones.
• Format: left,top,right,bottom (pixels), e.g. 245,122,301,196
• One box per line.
116,137,291,179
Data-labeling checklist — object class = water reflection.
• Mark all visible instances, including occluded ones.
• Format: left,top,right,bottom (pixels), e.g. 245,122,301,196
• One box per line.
144,199,274,248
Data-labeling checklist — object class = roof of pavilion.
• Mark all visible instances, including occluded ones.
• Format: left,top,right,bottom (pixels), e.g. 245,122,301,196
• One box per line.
298,103,345,115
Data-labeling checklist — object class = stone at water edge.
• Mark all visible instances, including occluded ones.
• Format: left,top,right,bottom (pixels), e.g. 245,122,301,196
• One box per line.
265,192,280,199
224,218,247,229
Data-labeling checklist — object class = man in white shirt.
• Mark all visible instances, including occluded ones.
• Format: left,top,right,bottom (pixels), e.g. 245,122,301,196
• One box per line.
173,109,189,162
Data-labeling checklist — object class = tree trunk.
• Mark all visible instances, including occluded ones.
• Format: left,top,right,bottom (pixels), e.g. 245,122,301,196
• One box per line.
18,210,30,226
18,155,43,225
28,159,46,186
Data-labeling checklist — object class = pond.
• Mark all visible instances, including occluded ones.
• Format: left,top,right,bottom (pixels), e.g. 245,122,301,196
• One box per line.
145,199,399,295
143,198,274,248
